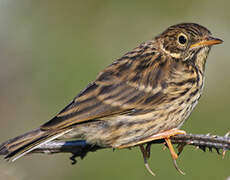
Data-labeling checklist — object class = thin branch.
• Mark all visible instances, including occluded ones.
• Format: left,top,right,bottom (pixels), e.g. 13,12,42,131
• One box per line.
35,132,230,163
1,133,230,164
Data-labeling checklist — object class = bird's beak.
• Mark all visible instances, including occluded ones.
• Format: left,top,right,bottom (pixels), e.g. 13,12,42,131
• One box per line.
190,36,223,48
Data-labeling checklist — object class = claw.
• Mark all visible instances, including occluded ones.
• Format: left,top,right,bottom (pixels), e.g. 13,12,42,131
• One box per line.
143,157,156,176
173,159,186,175
164,138,185,175
135,129,186,176
139,145,155,176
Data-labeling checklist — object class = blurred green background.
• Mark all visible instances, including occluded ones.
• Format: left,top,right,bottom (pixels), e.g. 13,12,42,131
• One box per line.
0,0,229,179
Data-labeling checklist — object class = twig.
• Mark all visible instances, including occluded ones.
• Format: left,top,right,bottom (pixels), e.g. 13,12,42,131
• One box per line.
1,133,230,164
32,140,103,164
35,133,230,162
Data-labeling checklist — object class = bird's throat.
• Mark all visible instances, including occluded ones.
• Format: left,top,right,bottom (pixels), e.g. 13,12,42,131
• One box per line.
194,47,210,73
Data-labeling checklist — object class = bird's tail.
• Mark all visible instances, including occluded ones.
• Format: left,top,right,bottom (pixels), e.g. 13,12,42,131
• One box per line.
0,128,71,162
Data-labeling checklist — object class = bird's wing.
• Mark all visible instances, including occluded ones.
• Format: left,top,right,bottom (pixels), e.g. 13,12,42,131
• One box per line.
41,44,168,130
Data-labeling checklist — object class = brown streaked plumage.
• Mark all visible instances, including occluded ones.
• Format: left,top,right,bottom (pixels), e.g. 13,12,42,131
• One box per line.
0,23,223,175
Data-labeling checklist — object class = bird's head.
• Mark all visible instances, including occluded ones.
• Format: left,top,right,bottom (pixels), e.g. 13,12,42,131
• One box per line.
156,23,223,68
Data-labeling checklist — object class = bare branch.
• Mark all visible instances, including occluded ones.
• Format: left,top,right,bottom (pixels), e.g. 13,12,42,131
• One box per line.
1,133,230,164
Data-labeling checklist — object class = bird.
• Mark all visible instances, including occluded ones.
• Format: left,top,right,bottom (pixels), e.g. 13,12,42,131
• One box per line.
0,23,223,175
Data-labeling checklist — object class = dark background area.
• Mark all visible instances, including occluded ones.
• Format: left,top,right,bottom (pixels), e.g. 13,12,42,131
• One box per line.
0,0,229,179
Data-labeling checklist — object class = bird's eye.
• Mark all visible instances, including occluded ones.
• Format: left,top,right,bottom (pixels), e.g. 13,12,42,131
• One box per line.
177,33,187,45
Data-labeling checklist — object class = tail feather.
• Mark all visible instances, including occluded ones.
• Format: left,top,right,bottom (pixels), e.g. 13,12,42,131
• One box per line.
0,128,71,161
0,129,43,155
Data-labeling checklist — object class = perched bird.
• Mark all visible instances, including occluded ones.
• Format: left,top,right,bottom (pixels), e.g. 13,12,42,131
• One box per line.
0,23,223,175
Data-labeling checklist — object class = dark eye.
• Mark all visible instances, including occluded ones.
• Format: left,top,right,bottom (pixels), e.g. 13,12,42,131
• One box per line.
178,34,187,45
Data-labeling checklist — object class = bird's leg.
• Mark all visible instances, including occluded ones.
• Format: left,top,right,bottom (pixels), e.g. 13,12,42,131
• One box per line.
145,143,152,159
118,128,186,175
118,128,186,149
164,138,185,175
139,144,155,176
153,129,186,175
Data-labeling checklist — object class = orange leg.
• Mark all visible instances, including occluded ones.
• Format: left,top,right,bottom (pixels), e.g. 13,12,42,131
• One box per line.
164,137,185,175
118,128,186,175
117,128,186,149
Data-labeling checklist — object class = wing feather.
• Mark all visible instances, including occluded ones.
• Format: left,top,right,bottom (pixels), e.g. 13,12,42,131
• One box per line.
41,43,168,130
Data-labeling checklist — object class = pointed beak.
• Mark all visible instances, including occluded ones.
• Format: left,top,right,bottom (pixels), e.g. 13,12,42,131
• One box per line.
190,36,223,48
